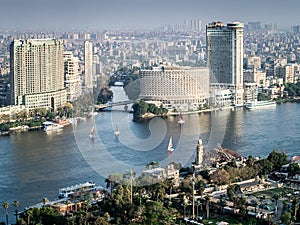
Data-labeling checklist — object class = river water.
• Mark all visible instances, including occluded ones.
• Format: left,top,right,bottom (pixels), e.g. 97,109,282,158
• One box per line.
0,86,299,223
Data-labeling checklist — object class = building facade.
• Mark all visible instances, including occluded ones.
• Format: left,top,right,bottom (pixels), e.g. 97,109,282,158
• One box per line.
63,51,82,102
206,22,244,106
84,41,93,90
139,65,210,111
10,38,66,110
243,82,258,103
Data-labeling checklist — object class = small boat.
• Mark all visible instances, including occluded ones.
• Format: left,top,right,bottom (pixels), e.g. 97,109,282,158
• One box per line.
42,121,64,132
114,125,120,137
89,126,95,139
178,112,184,125
167,136,174,156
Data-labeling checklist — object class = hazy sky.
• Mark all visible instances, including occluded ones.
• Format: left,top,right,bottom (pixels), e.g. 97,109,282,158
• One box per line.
1,0,299,30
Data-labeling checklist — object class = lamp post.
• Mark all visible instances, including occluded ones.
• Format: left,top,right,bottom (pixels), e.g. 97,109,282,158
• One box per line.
192,172,195,220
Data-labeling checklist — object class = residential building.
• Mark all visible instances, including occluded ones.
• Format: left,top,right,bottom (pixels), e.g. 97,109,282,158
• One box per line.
139,64,210,111
247,56,261,69
10,38,66,110
141,163,180,186
243,83,258,103
206,21,244,106
63,51,82,102
84,40,93,90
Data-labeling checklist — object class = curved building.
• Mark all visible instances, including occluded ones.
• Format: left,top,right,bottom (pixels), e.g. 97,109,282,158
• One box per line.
139,65,209,111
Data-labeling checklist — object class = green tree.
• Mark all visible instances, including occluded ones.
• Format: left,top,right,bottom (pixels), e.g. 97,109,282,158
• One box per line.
257,158,273,175
281,211,292,225
97,87,113,104
210,168,230,185
93,215,110,225
287,163,300,177
267,150,288,171
132,100,149,117
233,195,247,219
144,201,178,225
227,184,242,201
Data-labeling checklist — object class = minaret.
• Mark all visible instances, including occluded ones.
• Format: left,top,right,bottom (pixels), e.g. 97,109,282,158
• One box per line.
196,139,203,165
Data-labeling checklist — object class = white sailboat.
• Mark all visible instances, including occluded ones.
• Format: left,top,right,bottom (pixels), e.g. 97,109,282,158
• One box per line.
114,125,120,137
167,136,174,153
178,112,184,125
89,126,95,139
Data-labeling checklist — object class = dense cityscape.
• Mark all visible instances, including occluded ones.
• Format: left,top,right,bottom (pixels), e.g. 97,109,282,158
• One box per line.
0,9,300,225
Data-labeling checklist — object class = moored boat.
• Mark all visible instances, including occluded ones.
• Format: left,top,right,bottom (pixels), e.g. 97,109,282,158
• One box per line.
58,181,99,199
42,121,64,132
245,100,276,110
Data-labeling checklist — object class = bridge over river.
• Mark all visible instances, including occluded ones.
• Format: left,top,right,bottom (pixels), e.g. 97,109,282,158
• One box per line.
94,100,137,110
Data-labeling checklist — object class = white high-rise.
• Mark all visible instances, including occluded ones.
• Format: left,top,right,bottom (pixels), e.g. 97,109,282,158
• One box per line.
10,38,66,110
84,41,93,90
206,22,244,105
64,51,82,102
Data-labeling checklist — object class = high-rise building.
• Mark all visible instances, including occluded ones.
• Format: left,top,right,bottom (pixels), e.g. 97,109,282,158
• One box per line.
10,38,66,110
63,51,82,102
206,21,244,105
84,41,93,90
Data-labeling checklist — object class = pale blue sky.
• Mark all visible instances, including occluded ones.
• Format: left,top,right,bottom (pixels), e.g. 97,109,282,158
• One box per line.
1,0,299,30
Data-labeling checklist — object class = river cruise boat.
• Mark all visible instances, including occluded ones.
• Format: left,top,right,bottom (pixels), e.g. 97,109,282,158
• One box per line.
42,121,64,132
58,181,97,199
245,100,276,110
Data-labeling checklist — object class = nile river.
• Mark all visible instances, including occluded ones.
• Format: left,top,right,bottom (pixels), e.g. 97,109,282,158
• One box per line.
0,87,299,223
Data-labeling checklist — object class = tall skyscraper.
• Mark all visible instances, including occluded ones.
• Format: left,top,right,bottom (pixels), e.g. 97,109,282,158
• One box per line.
10,38,66,110
84,41,93,90
206,21,244,105
64,51,82,102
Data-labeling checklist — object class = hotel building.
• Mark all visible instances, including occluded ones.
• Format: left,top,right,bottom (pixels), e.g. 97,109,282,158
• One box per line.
139,65,209,111
206,22,244,106
10,38,66,110
63,51,82,102
84,41,93,90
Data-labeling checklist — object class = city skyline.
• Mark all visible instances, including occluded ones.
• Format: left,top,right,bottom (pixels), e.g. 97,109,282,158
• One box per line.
1,0,300,30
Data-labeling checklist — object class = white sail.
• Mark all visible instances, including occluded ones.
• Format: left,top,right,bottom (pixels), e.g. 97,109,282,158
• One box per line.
167,136,174,152
89,126,95,139
178,112,184,125
114,125,120,136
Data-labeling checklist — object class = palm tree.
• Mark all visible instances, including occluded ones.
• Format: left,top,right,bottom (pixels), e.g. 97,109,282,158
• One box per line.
292,196,299,220
196,199,202,218
219,195,227,214
272,194,280,215
2,202,9,225
13,200,19,223
205,195,210,219
182,200,188,218
253,200,258,215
